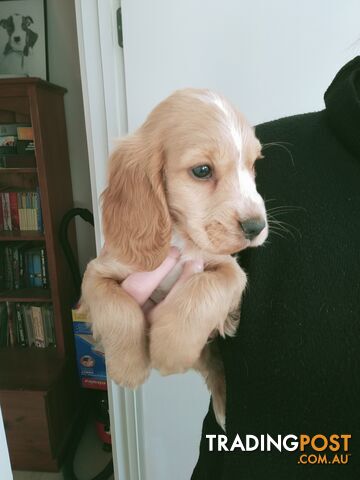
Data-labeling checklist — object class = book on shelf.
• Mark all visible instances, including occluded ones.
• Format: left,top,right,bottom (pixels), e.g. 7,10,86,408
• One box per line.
0,124,29,136
0,301,56,348
1,193,11,230
0,244,49,290
0,189,43,232
0,124,35,156
25,246,48,288
15,302,27,347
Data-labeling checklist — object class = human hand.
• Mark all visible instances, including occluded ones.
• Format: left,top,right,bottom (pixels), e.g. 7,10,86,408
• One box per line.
121,247,204,315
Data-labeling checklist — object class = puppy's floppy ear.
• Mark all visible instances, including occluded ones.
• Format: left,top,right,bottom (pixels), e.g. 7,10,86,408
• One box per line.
24,30,38,55
0,18,8,29
101,132,172,271
23,16,34,27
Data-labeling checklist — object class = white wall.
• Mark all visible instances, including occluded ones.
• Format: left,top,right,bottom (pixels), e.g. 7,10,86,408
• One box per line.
122,0,360,129
46,0,96,274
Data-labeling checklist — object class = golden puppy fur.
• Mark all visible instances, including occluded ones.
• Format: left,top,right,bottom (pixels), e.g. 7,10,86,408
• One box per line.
81,88,268,429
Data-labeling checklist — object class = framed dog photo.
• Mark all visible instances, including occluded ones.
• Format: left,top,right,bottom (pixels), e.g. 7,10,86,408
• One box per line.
0,0,47,79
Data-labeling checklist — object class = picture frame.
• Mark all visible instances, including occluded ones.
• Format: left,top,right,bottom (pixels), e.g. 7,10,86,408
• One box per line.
0,0,48,80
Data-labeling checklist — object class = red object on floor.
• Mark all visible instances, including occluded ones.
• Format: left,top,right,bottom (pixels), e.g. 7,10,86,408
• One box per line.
94,391,112,446
95,419,111,445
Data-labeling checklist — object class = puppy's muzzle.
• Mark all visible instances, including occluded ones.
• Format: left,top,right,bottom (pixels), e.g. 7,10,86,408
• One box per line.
240,218,266,240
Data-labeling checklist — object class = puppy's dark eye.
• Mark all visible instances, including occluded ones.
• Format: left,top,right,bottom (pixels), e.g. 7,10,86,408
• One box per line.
191,165,212,179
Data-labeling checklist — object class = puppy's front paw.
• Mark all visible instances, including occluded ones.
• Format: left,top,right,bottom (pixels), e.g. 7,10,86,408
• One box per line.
150,329,199,375
105,341,151,389
150,342,199,376
149,310,202,375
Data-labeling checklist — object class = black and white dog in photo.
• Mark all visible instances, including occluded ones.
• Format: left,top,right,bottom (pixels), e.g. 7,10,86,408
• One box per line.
0,14,38,73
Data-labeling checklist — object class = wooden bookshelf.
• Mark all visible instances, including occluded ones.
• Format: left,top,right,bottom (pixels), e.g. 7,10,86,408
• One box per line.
0,78,80,471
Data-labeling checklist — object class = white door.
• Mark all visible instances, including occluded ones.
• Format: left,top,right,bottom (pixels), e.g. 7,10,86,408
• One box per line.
76,1,360,479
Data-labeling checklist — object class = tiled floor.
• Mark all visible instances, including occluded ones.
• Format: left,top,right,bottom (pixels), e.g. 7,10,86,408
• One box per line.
13,418,114,480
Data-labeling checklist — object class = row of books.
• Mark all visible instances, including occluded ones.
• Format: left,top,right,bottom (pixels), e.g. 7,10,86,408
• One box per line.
0,302,56,348
0,190,43,232
0,124,35,155
0,244,49,290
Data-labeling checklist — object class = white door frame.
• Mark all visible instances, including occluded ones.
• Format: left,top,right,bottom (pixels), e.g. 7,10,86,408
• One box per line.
0,407,12,480
74,1,145,479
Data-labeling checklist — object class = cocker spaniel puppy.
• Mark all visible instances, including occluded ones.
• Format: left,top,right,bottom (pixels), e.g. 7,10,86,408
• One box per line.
81,88,268,429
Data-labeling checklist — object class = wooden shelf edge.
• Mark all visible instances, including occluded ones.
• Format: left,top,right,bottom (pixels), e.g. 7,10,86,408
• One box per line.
0,230,44,241
0,77,67,94
0,167,37,174
0,288,51,302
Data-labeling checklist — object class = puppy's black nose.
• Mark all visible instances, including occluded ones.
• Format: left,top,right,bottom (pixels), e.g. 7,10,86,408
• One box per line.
14,36,21,43
240,218,266,240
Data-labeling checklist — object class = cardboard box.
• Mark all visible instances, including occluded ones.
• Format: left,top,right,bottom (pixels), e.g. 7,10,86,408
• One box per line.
72,308,107,390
